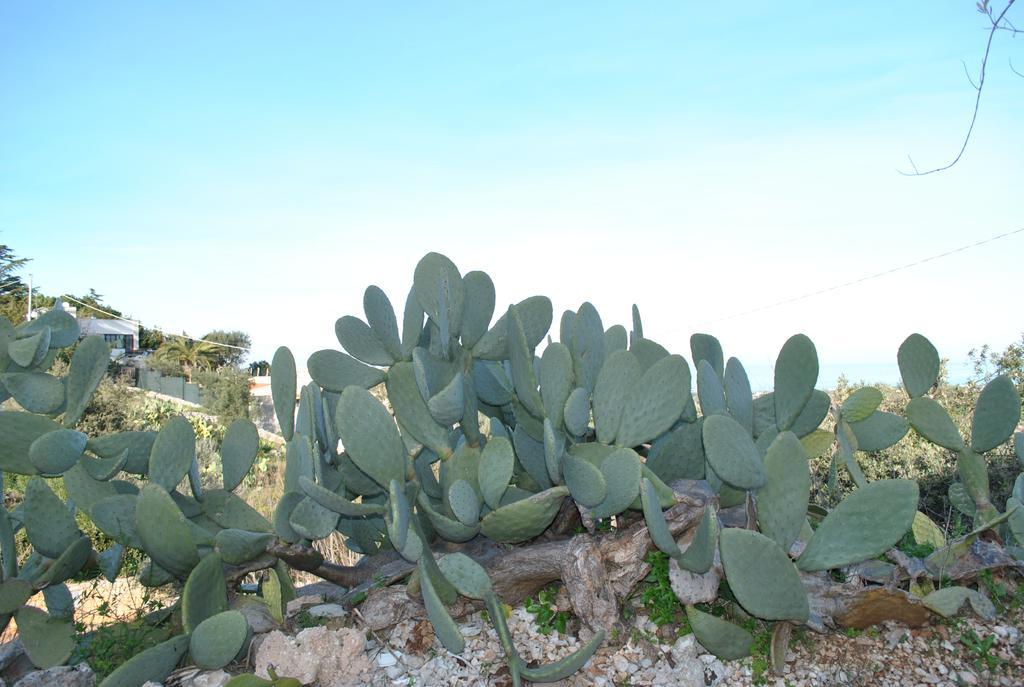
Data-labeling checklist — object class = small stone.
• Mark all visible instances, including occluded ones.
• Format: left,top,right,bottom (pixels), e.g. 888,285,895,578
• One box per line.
285,594,324,616
377,651,400,668
181,670,230,687
306,603,347,619
459,625,482,637
957,671,978,685
671,634,701,664
13,663,95,687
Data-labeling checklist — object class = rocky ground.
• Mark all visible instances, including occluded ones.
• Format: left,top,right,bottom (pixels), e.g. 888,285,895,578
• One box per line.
2,580,1022,687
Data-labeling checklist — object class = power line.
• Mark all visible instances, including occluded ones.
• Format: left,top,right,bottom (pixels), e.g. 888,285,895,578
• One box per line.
695,226,1024,327
61,294,249,351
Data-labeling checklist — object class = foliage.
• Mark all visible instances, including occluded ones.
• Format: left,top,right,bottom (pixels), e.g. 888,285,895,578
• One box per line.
152,338,222,382
971,332,1024,397
1,251,1021,686
200,330,252,368
524,585,572,635
194,366,252,423
638,550,683,628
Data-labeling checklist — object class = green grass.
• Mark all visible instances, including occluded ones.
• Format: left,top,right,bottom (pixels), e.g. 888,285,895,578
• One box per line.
71,619,171,681
638,551,685,629
524,585,572,635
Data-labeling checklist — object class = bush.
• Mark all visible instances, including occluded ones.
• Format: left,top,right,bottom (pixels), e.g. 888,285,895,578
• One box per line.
194,366,252,423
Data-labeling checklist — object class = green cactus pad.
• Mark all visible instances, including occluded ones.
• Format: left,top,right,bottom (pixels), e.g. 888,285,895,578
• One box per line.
478,437,515,510
846,411,909,452
898,333,940,399
335,386,407,487
1,372,64,415
604,325,628,355
562,387,590,437
591,448,642,519
16,605,75,668
90,495,143,548
677,506,716,574
797,479,918,571
437,552,493,600
703,414,766,490
630,337,670,372
427,371,465,426
519,628,606,683
690,333,724,380
62,335,110,426
138,559,176,587
417,492,480,542
773,334,818,431
957,449,991,508
384,479,410,552
203,489,272,532
288,496,339,540
616,354,690,448
386,362,451,458
0,411,63,475
298,476,384,517
571,302,605,394
720,528,809,621
592,350,641,444
480,486,569,543
99,634,191,687
272,491,305,542
8,328,50,368
260,562,293,623
540,342,573,430
460,271,496,348
507,307,544,418
220,419,260,492
271,346,297,440
971,375,1021,453
363,285,403,360
922,586,996,620
19,307,79,347
912,511,947,550
0,579,32,613
181,551,228,632
646,420,705,483
789,389,830,438
841,387,883,423
28,428,86,476
24,476,81,558
306,349,386,395
724,357,754,433
513,425,552,490
136,483,200,579
147,416,196,491
640,477,683,559
473,360,514,406
947,482,977,518
87,431,156,476
685,605,753,660
757,432,810,553
414,252,465,336
906,397,965,451
473,296,553,361
214,529,274,565
562,451,607,508
190,609,250,669
697,359,727,417
335,315,395,366
448,479,481,527
417,555,465,654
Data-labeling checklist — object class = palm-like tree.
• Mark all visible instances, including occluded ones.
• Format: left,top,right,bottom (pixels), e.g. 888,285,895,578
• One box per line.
153,338,221,382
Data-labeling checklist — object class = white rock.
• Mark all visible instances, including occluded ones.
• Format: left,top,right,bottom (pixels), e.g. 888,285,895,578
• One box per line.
306,603,347,619
671,634,701,663
13,664,94,687
254,626,370,686
377,651,400,668
182,670,230,687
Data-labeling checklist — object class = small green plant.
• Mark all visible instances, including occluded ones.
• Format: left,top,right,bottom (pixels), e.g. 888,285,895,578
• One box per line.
639,550,684,628
293,609,323,629
843,627,863,638
743,619,772,685
72,619,171,680
960,628,1002,672
525,585,572,635
896,531,936,559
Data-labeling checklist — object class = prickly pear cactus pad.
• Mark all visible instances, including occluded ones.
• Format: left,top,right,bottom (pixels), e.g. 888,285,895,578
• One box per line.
3,254,1021,687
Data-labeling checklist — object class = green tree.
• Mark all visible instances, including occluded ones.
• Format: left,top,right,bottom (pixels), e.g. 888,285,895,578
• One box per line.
199,330,251,367
152,338,221,382
970,333,1024,396
69,288,122,319
0,243,31,323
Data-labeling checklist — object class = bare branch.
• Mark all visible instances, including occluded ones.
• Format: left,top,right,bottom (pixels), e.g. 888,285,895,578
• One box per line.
1011,58,1024,78
901,0,1017,176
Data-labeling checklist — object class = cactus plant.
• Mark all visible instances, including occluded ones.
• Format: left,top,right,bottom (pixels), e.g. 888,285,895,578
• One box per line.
5,255,1023,686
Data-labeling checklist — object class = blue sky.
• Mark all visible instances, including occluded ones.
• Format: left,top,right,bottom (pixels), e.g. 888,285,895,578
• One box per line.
2,2,1022,388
